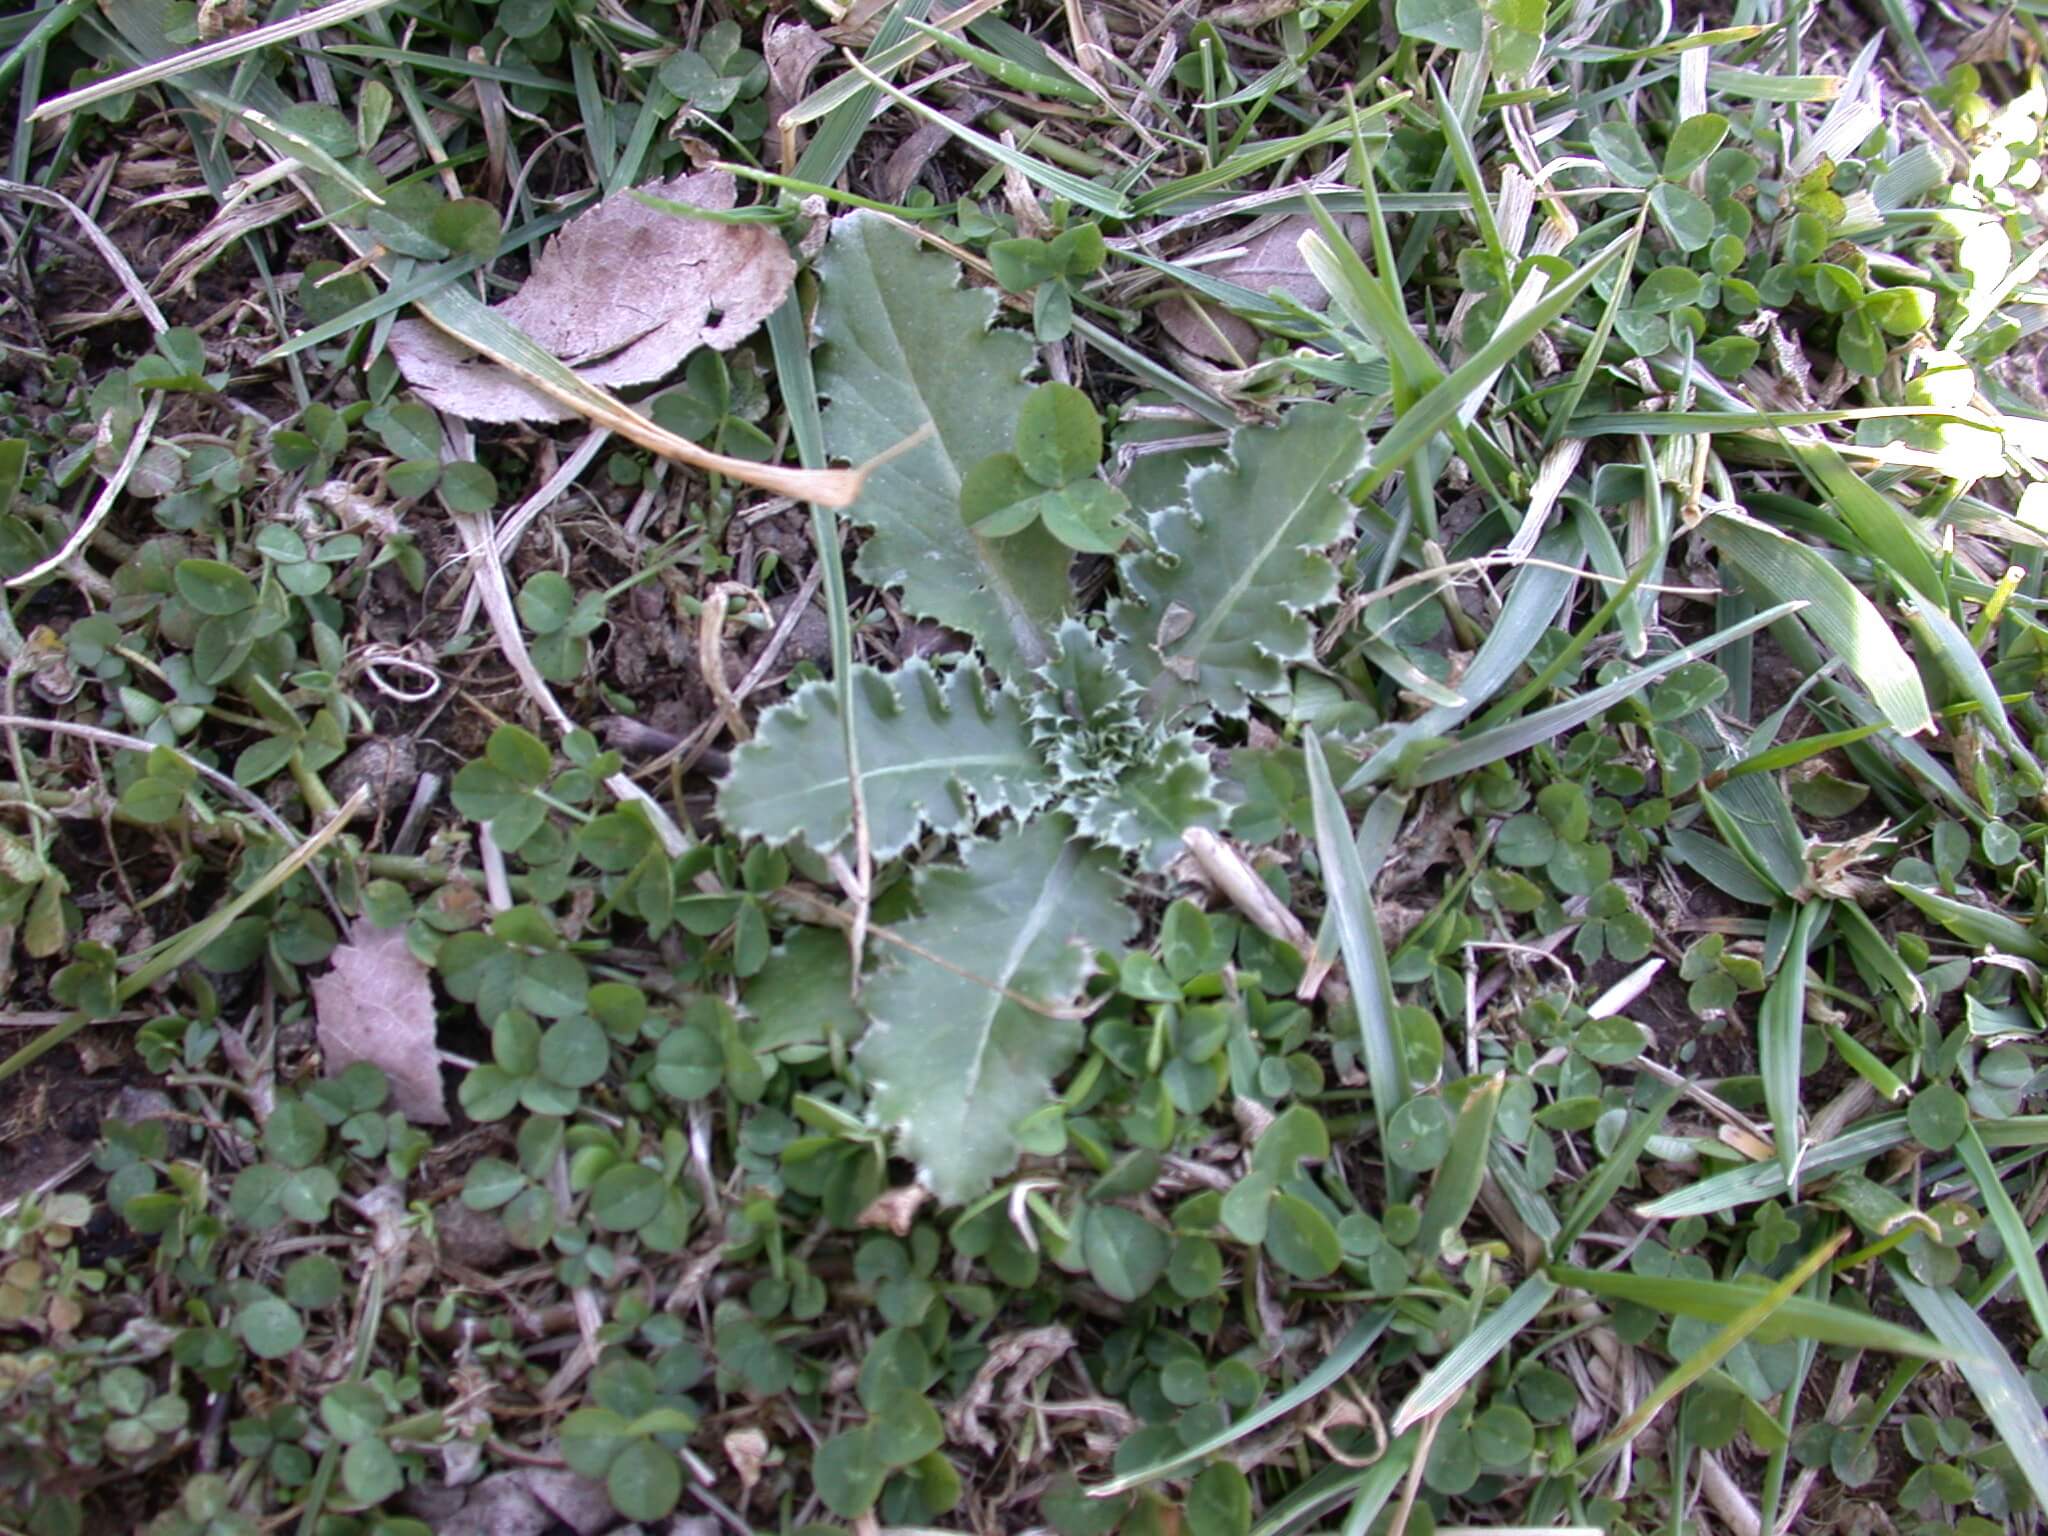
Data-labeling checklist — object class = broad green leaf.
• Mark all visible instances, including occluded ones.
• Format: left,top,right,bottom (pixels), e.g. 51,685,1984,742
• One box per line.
1085,1205,1171,1301
857,816,1133,1202
607,1439,682,1521
1589,121,1660,188
1700,510,1932,736
1650,182,1716,250
1031,622,1224,870
1547,1263,1949,1358
718,659,1051,860
1264,1192,1342,1280
817,213,1071,674
1015,382,1101,488
1111,402,1369,719
1397,0,1483,51
1663,113,1730,178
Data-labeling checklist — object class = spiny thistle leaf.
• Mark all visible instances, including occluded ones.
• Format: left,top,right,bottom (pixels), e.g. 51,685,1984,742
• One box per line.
1110,401,1370,721
1067,734,1222,871
857,815,1132,1202
816,212,1071,675
1031,621,1223,870
716,660,1052,860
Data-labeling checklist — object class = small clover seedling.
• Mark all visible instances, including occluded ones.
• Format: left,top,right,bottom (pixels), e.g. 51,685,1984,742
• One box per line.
960,384,1137,555
988,220,1107,341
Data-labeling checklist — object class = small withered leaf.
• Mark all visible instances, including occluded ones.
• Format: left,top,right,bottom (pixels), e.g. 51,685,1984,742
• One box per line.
387,169,796,424
311,919,447,1125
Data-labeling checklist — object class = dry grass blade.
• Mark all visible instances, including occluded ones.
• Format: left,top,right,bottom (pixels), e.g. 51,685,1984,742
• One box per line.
26,0,402,122
405,287,871,507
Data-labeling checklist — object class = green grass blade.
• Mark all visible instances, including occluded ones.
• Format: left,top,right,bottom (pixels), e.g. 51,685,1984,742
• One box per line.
1955,1126,2048,1339
1354,233,1634,500
1637,1114,1913,1219
1349,533,1584,789
1087,1308,1392,1497
1788,437,1946,604
1760,900,1829,1193
1306,727,1411,1194
1700,509,1932,737
1550,1250,1947,1357
1888,880,2048,963
1572,1231,1853,1467
1895,582,2039,770
1392,1272,1554,1434
1402,601,1801,787
843,52,1126,215
1891,1267,2048,1514
1414,1072,1505,1259
1554,1082,1683,1256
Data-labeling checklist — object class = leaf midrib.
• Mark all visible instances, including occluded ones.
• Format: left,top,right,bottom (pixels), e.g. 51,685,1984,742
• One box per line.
1158,412,1359,693
961,838,1078,1108
740,751,1045,815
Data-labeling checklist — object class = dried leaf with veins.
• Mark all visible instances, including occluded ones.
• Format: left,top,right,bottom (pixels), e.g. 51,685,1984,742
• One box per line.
311,919,447,1124
387,169,795,425
1158,212,1367,364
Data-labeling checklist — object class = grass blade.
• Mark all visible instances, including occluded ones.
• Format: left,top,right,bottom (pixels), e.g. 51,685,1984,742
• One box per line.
1549,1259,1949,1356
1760,900,1829,1193
1414,1072,1505,1259
1392,1272,1554,1433
1955,1126,2048,1338
1353,233,1634,501
1571,1232,1853,1467
1087,1308,1392,1497
1306,728,1411,1194
1888,880,2048,963
1397,601,1801,788
1789,436,1946,604
1700,510,1932,736
1891,1267,2048,1514
27,0,399,120
1349,532,1583,789
1637,1114,1913,1220
1554,1083,1684,1255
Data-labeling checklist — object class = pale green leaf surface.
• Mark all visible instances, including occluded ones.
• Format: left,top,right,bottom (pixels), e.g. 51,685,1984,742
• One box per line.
717,660,1051,859
1111,402,1369,720
1349,531,1583,788
817,213,1071,674
857,816,1132,1202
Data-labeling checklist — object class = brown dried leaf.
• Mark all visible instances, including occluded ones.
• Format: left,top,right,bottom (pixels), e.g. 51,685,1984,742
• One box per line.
1158,213,1368,364
856,1183,931,1236
311,919,447,1124
764,19,832,129
387,170,795,424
